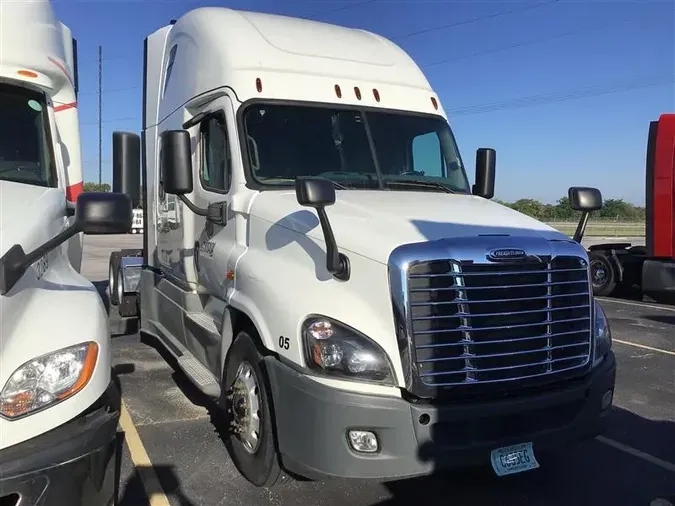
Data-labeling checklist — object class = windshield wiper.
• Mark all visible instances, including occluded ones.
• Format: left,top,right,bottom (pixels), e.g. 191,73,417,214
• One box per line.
384,179,456,193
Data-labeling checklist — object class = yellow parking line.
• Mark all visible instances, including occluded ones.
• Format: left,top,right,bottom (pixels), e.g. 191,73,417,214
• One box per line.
614,339,675,357
119,402,172,506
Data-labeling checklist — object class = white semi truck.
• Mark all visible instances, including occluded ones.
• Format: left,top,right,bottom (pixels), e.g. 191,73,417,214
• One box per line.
109,7,617,488
0,2,132,504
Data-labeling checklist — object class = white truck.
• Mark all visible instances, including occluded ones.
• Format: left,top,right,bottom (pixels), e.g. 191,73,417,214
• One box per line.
109,7,617,488
0,2,132,504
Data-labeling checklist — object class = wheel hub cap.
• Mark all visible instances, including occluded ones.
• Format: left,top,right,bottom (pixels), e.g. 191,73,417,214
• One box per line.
591,261,607,284
228,362,261,454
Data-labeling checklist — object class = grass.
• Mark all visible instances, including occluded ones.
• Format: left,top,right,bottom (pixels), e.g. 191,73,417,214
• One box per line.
545,221,645,237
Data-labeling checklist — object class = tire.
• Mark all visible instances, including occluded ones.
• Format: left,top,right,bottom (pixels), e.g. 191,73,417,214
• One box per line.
109,252,122,306
219,329,288,488
588,252,617,297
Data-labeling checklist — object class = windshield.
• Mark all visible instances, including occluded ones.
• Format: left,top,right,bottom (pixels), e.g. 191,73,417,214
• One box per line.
242,103,470,193
0,84,55,188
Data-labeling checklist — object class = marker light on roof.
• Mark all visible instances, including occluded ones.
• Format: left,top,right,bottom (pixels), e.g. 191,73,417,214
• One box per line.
373,88,380,102
18,70,38,79
354,86,361,100
335,84,342,98
431,97,438,110
256,78,262,93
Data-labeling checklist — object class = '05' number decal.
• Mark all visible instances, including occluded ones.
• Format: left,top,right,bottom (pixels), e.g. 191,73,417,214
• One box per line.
278,336,290,350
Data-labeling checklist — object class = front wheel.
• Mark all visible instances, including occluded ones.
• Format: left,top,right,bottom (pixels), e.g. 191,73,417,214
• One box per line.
588,252,617,297
219,330,288,488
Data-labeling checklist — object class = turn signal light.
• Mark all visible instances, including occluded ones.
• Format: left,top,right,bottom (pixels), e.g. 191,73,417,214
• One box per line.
18,70,38,79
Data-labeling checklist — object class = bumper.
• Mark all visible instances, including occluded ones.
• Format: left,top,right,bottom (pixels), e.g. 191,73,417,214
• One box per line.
265,352,616,481
0,381,121,506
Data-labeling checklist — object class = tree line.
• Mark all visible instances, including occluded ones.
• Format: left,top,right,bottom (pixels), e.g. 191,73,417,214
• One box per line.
497,197,645,222
83,183,644,222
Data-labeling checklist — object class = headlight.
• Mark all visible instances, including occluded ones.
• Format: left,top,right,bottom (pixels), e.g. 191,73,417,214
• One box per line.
0,342,98,419
302,316,396,385
593,300,612,366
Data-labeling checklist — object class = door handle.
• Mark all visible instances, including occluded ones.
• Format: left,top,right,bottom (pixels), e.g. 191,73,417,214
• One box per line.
206,201,228,227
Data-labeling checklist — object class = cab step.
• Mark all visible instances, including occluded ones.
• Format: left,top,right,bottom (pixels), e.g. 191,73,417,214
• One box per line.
185,311,220,335
176,354,221,398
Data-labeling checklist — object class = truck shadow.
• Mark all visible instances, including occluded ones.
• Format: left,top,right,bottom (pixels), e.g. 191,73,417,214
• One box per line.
264,210,334,282
642,315,675,326
118,464,197,506
375,406,675,506
138,333,675,506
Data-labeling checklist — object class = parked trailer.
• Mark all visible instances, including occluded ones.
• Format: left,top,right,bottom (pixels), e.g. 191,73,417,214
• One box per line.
579,114,675,304
0,1,131,504
109,7,616,488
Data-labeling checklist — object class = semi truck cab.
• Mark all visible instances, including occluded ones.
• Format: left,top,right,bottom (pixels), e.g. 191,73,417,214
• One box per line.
109,7,617,488
580,113,675,303
0,2,131,504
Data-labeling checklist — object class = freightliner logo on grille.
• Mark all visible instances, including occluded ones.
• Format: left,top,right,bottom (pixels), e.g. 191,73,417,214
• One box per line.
487,248,528,261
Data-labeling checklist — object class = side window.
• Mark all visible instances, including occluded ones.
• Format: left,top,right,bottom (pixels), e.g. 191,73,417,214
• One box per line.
412,131,445,177
163,44,178,97
200,115,231,193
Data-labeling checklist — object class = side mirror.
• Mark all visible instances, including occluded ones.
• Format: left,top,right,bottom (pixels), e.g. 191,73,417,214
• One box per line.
160,130,193,195
112,131,141,207
0,192,132,295
568,186,603,243
568,186,603,212
76,192,133,235
295,177,349,281
472,148,496,199
295,177,336,208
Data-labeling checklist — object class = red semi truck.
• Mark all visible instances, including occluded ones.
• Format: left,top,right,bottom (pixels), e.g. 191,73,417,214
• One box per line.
575,113,675,304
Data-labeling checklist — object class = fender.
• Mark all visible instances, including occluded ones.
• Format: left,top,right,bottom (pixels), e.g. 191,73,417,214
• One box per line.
220,291,275,374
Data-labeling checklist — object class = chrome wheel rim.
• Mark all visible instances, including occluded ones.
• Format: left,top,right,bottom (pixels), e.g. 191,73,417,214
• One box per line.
591,259,607,287
229,362,262,454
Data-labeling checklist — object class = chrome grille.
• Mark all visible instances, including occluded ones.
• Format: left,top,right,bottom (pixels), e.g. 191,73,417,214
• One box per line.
407,256,592,387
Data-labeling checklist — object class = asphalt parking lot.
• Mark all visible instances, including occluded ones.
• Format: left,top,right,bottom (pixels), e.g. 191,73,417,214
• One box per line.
83,235,674,506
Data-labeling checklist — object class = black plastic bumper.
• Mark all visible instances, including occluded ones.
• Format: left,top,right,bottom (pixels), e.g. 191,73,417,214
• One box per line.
0,381,121,506
265,352,616,481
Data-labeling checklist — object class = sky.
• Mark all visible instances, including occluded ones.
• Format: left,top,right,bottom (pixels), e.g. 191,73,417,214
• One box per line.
50,0,674,205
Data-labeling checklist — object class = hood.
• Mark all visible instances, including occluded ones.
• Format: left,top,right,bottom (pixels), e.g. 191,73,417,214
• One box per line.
0,180,67,257
250,190,571,264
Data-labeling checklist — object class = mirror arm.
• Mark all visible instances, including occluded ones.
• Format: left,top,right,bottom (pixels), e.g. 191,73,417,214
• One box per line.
316,207,350,281
0,222,82,295
177,194,209,217
573,211,590,243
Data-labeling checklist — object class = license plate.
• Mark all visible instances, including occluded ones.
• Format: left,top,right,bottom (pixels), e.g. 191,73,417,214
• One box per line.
490,442,539,476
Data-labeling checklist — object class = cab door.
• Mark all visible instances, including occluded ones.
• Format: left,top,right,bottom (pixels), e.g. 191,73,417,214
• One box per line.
188,96,238,301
